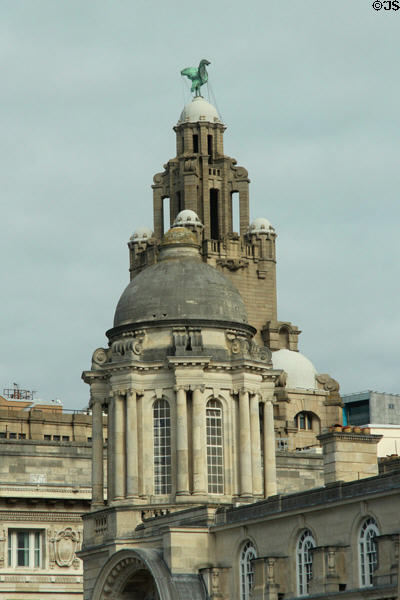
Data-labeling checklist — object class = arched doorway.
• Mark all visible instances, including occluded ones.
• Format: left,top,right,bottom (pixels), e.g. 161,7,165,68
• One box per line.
120,568,159,599
92,549,175,600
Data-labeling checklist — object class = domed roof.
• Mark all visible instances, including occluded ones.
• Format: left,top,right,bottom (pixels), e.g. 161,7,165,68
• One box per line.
113,233,248,329
173,210,203,228
271,349,318,390
248,218,275,234
178,96,221,125
161,226,198,246
130,226,154,242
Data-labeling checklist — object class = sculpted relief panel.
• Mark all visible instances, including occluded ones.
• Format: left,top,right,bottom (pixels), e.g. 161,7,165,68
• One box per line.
50,527,81,569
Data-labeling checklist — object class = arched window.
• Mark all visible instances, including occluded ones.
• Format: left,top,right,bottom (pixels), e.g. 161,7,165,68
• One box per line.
206,400,224,494
153,399,171,495
295,411,313,431
240,540,257,600
359,517,379,587
297,530,316,596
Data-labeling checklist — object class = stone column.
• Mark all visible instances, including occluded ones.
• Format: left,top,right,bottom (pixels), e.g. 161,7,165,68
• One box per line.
126,390,138,498
91,395,104,507
239,389,252,497
107,396,114,503
176,386,189,495
250,393,263,496
113,392,125,500
192,386,206,495
263,398,277,497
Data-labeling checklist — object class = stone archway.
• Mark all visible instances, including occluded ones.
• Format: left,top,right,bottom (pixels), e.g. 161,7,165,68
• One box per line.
92,548,176,600
120,567,159,599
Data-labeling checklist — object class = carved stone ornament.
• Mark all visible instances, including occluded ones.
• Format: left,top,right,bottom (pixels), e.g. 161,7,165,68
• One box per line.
50,527,80,568
216,258,249,271
184,159,196,172
276,370,288,388
316,374,340,393
91,348,110,369
112,331,145,360
153,172,164,185
226,331,271,363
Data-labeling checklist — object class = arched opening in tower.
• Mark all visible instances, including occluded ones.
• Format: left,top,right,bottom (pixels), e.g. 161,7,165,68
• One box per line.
207,134,213,163
162,196,170,234
231,191,239,234
210,188,219,240
120,568,159,600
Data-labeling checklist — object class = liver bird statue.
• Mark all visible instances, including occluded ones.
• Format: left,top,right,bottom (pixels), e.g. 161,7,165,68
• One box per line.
181,59,211,97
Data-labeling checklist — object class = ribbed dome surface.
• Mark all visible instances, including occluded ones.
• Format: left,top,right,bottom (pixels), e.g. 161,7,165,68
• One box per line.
113,256,248,328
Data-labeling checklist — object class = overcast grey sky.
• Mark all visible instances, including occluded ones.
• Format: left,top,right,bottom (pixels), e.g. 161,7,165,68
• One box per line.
1,0,399,409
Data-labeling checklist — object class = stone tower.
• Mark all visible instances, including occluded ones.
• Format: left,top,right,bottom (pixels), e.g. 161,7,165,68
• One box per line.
80,93,342,600
130,95,300,349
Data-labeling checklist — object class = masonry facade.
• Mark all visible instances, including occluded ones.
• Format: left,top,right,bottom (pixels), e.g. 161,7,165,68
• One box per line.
79,93,399,600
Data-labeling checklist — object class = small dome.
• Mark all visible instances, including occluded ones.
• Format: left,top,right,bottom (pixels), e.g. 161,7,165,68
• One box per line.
161,226,198,247
173,210,203,228
248,218,275,234
271,349,318,390
130,227,154,242
178,96,221,125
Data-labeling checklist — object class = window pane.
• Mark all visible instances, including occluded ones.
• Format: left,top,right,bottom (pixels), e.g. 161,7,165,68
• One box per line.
153,400,171,494
206,400,224,494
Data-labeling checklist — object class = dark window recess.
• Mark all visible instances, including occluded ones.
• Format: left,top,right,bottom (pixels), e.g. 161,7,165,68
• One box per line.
9,432,16,439
87,437,92,442
210,189,219,240
176,191,182,213
207,135,213,158
193,134,199,153
181,137,184,152
0,432,6,439
18,433,26,439
44,435,51,441
62,436,70,441
53,435,60,441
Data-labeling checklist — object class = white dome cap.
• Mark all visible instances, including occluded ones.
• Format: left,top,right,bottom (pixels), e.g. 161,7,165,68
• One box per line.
272,349,318,390
248,217,275,234
173,210,203,228
129,226,154,242
178,96,221,124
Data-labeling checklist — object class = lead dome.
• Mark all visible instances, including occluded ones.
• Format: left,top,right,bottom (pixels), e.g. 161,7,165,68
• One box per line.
177,96,221,124
113,228,248,328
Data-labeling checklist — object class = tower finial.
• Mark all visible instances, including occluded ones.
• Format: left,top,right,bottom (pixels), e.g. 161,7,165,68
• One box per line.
180,59,211,97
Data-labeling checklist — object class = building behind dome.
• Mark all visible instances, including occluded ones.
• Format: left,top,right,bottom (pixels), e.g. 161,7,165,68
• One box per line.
78,89,399,600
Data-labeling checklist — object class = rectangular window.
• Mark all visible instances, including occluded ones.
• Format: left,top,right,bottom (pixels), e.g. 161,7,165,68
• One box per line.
193,134,199,153
53,435,60,441
18,433,26,439
62,435,70,441
44,434,51,441
8,530,43,568
0,432,6,438
9,432,17,439
206,401,224,494
207,134,213,161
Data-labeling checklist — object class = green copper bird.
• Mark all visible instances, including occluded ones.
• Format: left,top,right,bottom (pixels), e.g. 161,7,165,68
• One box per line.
181,59,211,97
